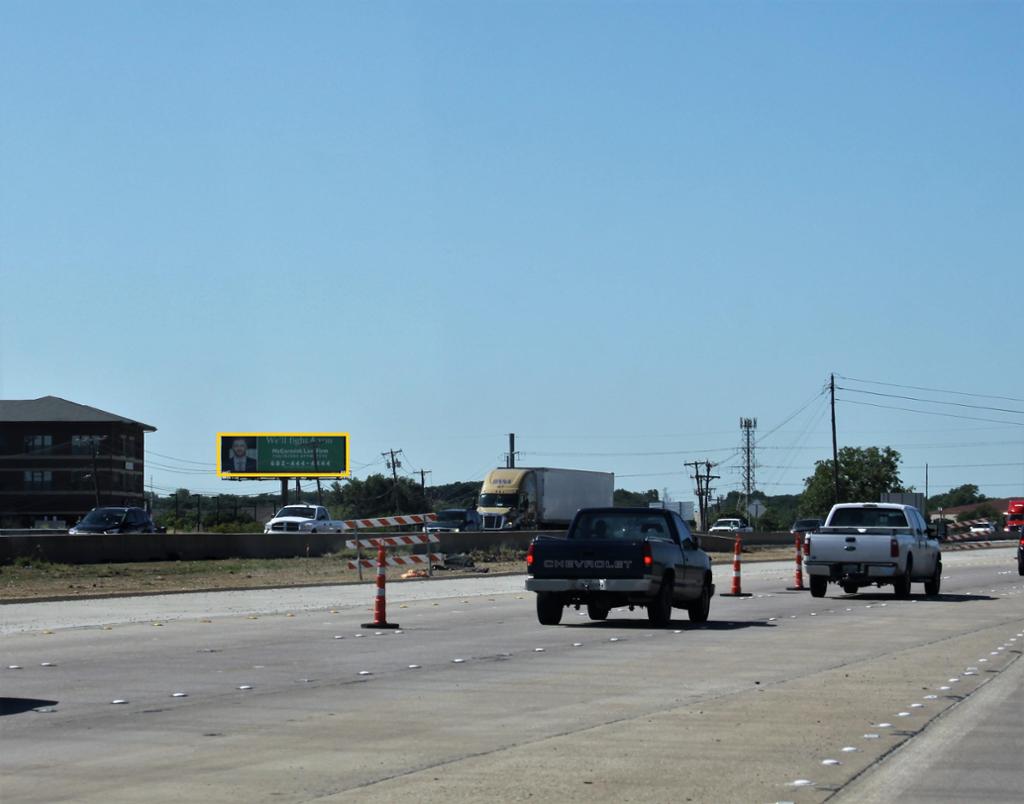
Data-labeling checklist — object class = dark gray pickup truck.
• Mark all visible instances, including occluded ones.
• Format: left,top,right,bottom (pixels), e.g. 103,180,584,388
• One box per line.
525,507,714,626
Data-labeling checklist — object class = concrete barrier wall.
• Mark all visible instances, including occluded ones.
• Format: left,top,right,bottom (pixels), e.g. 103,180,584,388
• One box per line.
0,529,801,565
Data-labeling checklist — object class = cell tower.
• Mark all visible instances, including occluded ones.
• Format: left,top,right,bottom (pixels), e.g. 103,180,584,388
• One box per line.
739,417,757,514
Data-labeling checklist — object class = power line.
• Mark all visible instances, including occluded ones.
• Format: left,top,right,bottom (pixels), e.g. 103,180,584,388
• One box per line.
838,386,1024,416
838,398,1024,427
836,374,1024,404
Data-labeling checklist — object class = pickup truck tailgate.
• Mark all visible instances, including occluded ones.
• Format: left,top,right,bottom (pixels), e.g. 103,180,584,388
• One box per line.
809,529,901,563
530,537,645,579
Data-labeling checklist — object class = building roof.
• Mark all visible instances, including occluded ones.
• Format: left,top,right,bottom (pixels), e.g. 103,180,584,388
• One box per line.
0,396,156,432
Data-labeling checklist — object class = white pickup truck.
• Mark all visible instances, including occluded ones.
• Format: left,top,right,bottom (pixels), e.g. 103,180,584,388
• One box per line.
803,502,941,598
264,505,346,534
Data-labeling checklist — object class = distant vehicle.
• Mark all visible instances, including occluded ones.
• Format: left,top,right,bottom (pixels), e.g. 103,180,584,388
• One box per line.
1005,499,1024,534
476,467,614,530
69,507,157,535
525,507,713,626
969,522,996,536
802,503,942,598
708,518,752,534
264,505,345,534
424,508,482,533
790,518,823,534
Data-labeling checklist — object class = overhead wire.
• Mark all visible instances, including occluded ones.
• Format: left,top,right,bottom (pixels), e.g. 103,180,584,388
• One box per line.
836,374,1024,404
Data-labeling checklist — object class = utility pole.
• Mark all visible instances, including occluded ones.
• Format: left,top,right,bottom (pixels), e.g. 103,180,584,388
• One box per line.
419,469,431,491
830,373,840,504
688,460,719,531
507,433,517,468
383,449,403,513
195,494,202,532
739,417,757,518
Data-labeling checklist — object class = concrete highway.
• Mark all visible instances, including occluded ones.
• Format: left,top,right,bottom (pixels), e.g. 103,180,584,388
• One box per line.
2,549,1022,803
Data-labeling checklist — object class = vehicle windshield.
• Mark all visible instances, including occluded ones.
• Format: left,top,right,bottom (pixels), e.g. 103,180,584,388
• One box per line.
793,519,820,530
478,493,518,508
78,509,126,527
436,510,466,523
570,511,670,541
277,506,317,518
829,508,909,528
713,520,739,527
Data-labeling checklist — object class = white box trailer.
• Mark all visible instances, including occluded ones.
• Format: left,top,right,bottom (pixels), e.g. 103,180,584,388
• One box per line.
649,500,695,522
477,467,614,529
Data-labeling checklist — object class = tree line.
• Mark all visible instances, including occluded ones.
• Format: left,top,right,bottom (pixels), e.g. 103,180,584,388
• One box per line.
150,445,999,531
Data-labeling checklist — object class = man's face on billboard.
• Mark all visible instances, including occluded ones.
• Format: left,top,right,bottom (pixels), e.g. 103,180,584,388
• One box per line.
231,439,248,457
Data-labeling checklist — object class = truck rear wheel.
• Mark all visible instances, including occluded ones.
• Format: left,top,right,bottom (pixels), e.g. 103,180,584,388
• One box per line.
687,579,711,624
924,559,942,596
893,557,912,598
647,575,673,626
586,602,610,621
536,593,563,625
809,576,827,598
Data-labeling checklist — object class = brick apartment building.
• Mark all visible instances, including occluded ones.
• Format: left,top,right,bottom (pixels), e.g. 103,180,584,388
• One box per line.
0,396,156,528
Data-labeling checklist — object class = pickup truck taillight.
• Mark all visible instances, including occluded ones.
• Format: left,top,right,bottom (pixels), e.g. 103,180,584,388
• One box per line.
890,538,900,558
642,542,653,567
803,536,811,556
526,543,535,568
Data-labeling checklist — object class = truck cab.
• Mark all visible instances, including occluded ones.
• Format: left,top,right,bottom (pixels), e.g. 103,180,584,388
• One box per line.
264,505,344,534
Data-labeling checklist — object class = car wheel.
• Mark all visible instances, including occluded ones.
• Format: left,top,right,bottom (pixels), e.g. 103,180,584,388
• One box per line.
687,579,711,623
924,559,942,596
586,602,610,621
647,575,673,626
893,558,912,598
809,576,827,598
842,583,858,595
536,593,563,626
1018,555,1023,577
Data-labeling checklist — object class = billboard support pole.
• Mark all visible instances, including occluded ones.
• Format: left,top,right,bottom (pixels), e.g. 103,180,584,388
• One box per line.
280,477,288,508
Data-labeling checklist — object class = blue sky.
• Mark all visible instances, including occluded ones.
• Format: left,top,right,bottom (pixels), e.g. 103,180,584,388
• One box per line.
2,1,1022,506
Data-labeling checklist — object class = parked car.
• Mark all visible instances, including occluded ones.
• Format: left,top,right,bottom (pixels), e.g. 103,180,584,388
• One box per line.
69,507,157,534
708,518,752,534
790,518,823,534
1017,533,1023,576
968,522,997,536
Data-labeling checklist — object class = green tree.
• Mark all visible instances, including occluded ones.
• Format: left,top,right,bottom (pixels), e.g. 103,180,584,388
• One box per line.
799,446,905,517
613,488,660,506
927,484,987,510
335,473,430,519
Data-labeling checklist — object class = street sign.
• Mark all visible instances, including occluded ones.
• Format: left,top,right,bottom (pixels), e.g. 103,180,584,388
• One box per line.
746,500,766,518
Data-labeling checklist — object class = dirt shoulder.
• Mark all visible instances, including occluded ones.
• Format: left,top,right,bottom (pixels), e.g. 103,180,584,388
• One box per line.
0,546,797,603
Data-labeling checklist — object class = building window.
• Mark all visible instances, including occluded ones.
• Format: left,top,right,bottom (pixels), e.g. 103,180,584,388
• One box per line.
71,435,103,455
24,435,53,453
23,470,54,489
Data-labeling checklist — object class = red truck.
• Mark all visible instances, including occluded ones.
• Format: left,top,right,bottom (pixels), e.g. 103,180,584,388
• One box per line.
1006,499,1024,534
